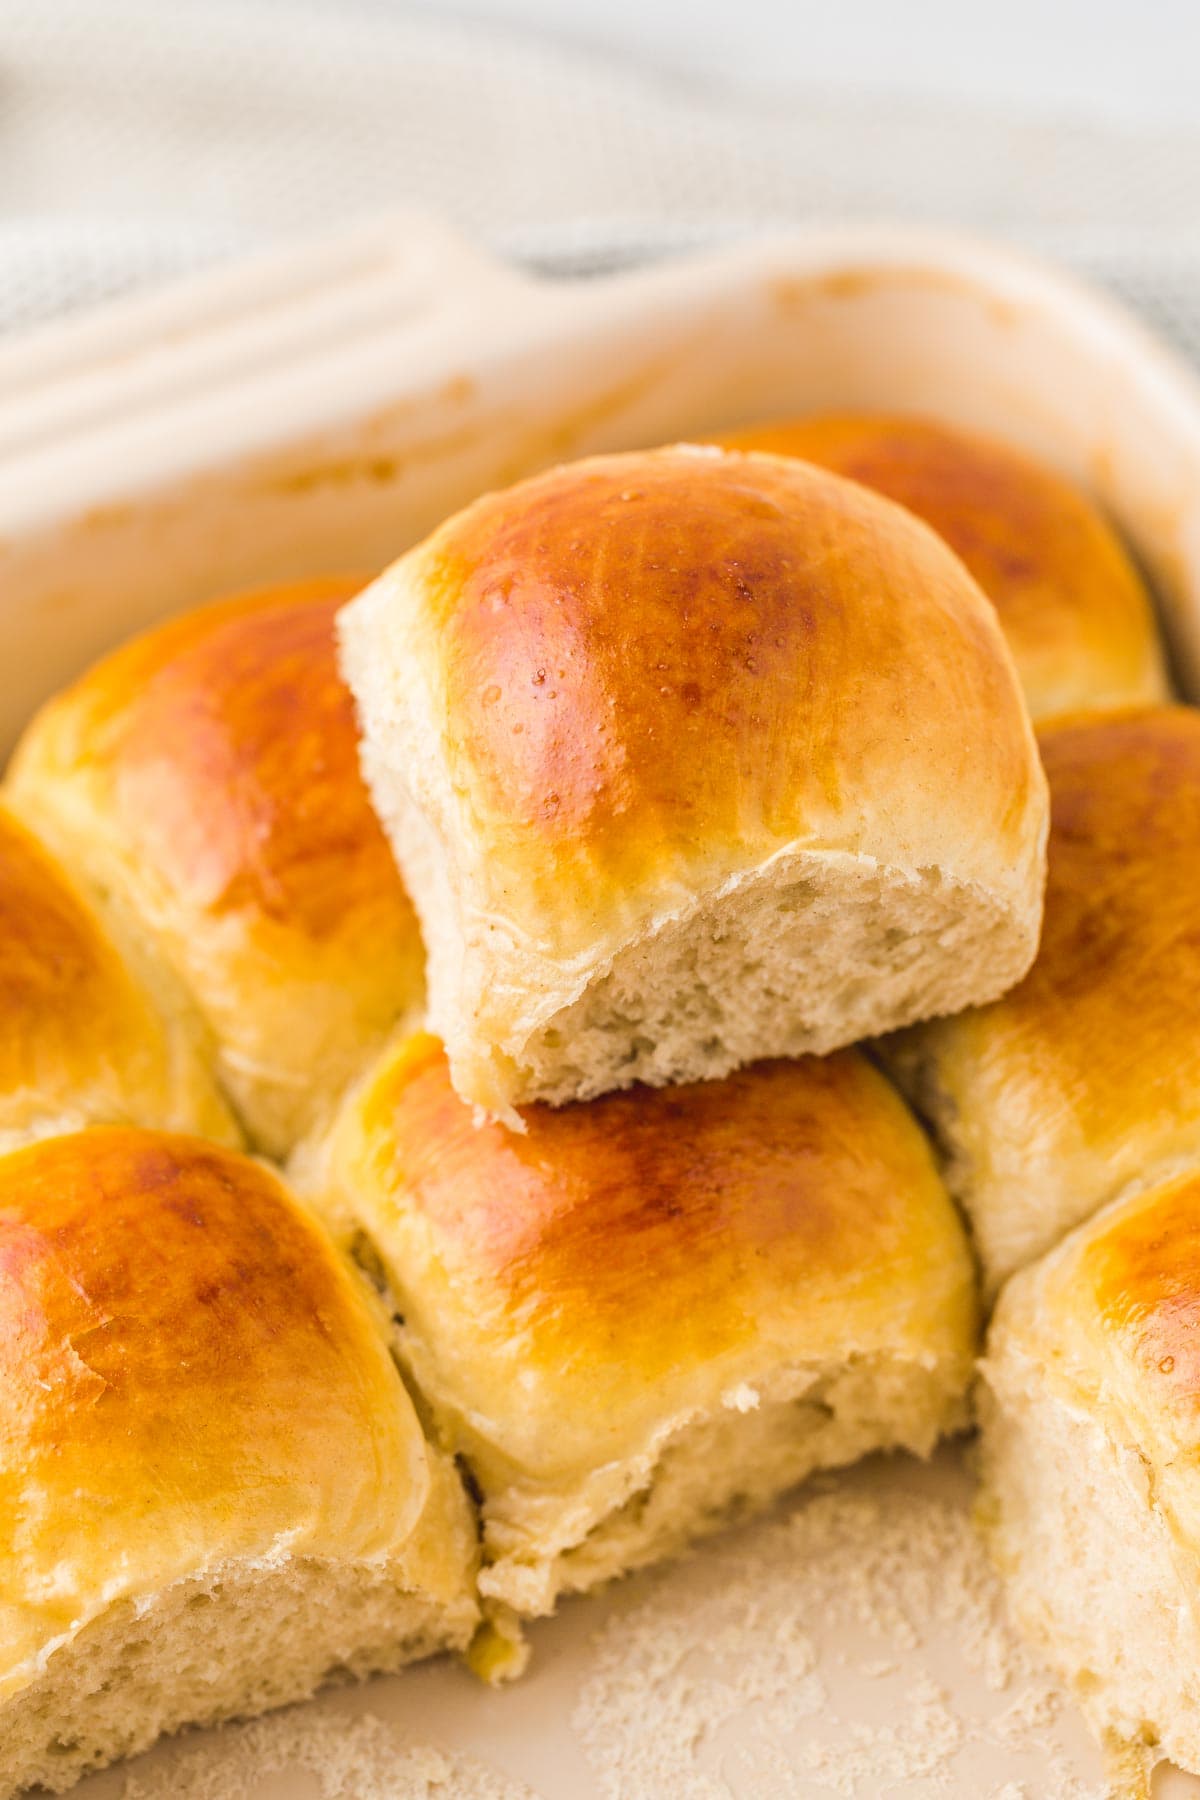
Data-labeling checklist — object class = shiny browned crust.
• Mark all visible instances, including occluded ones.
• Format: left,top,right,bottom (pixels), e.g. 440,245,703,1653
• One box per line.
0,1129,376,1468
421,447,1041,905
7,577,425,1151
1037,705,1200,994
359,1036,953,1363
317,1031,977,1476
710,413,1168,720
990,706,1200,1155
0,804,237,1146
885,704,1200,1289
12,576,408,941
1076,1172,1200,1393
991,1166,1200,1519
0,807,159,1109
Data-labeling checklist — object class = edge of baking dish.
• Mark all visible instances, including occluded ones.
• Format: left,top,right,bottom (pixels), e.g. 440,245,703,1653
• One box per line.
3,210,1200,749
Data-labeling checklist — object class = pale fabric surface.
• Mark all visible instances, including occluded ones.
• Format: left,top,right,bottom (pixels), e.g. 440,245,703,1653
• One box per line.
3,0,1200,359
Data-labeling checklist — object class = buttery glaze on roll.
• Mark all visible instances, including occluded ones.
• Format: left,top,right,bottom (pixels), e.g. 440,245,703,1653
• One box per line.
299,1030,978,1665
6,577,425,1156
883,705,1200,1294
710,412,1169,722
979,1171,1200,1783
0,1127,478,1798
0,802,237,1152
339,446,1048,1122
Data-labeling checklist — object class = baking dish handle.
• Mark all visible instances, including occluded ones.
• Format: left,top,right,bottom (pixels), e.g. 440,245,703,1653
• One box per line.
0,210,541,472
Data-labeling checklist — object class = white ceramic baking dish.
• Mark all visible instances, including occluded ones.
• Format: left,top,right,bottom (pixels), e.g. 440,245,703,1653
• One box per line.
6,214,1200,1799
6,212,1200,758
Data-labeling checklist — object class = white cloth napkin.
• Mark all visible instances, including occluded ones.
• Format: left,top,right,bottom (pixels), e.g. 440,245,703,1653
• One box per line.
4,0,1200,361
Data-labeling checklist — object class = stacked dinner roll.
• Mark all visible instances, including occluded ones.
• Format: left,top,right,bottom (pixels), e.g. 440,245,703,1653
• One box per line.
340,444,1049,1125
0,412,1183,1793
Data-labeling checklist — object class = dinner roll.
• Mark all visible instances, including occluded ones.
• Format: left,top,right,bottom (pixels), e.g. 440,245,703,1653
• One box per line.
340,445,1048,1122
883,705,1200,1295
298,1031,978,1660
710,413,1169,722
0,802,237,1153
979,1170,1200,1781
6,577,425,1156
0,1127,478,1797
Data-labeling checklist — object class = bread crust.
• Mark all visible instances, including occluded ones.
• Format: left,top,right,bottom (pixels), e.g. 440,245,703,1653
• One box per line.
710,412,1169,721
0,803,237,1150
884,705,1200,1292
7,577,425,1154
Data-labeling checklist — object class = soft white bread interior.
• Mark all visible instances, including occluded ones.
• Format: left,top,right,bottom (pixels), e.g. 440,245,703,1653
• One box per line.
0,801,238,1155
978,1170,1200,1781
883,705,1200,1296
0,1127,478,1797
6,577,426,1158
296,1031,978,1660
338,444,1049,1122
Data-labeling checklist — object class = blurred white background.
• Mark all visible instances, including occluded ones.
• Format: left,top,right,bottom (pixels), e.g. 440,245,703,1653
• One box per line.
452,0,1200,124
1,0,1198,338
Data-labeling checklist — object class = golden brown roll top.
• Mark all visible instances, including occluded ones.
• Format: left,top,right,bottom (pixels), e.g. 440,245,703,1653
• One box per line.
710,412,1169,722
0,1129,429,1665
300,1031,977,1634
0,802,237,1152
979,1172,1200,1777
6,577,425,1156
341,445,1048,1120
1067,1176,1200,1439
0,1127,477,1794
883,705,1200,1294
991,1170,1200,1509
